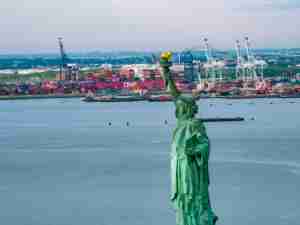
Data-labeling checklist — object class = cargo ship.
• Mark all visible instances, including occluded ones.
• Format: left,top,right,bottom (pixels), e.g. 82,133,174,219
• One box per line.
82,95,145,102
147,94,173,102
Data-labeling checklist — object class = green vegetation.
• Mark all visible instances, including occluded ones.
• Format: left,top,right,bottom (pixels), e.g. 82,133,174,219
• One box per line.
0,70,95,83
0,71,57,83
264,64,300,77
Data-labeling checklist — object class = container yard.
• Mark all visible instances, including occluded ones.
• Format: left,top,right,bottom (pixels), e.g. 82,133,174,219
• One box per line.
1,38,300,101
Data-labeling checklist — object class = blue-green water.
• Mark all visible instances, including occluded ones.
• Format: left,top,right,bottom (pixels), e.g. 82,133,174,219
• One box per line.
0,99,299,225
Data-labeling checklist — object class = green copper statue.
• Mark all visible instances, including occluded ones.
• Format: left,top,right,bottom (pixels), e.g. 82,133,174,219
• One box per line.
160,52,218,225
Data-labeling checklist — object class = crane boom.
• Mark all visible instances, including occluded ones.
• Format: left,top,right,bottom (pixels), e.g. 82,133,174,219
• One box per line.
244,37,254,62
203,38,212,62
57,37,69,80
58,37,68,67
235,40,243,66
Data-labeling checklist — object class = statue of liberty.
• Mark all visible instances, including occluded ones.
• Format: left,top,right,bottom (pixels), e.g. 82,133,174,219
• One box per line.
160,52,218,225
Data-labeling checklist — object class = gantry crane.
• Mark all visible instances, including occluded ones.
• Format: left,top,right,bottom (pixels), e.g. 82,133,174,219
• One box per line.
244,37,258,80
203,38,225,82
235,40,246,80
57,37,79,81
58,37,69,80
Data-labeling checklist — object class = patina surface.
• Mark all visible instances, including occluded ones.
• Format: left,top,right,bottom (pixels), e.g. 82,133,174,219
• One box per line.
160,52,218,225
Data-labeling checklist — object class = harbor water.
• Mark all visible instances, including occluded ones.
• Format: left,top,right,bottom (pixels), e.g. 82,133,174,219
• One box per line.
0,98,299,225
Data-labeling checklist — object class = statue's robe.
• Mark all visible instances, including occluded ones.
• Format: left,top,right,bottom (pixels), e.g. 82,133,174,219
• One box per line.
171,117,217,225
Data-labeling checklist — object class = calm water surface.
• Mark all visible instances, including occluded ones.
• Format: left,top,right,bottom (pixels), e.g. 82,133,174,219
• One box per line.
0,98,299,225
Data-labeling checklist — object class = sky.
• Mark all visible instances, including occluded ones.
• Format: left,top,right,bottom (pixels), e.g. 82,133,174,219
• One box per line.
0,0,300,53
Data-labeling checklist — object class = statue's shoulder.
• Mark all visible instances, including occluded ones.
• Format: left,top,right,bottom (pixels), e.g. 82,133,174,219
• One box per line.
191,118,203,126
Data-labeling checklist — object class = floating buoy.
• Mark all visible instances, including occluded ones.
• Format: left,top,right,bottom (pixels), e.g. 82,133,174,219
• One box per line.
250,117,255,121
164,120,168,125
126,122,130,127
108,122,112,126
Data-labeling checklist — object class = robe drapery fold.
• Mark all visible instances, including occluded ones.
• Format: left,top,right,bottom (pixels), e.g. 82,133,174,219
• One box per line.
170,118,217,225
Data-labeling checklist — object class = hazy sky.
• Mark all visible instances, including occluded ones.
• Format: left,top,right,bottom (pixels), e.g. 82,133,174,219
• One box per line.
1,0,300,53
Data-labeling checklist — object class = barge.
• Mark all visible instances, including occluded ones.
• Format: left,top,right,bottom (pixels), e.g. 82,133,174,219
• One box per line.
82,95,145,102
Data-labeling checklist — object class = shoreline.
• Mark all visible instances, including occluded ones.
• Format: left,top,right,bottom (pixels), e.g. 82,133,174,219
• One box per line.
1,94,300,101
0,94,85,101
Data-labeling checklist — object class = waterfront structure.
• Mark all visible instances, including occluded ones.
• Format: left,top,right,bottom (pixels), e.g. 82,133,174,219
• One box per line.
56,63,80,81
56,38,79,81
203,38,225,83
160,52,218,225
57,37,68,81
244,37,258,80
119,64,161,81
236,37,267,81
119,66,135,81
235,40,246,80
181,51,196,83
64,64,80,81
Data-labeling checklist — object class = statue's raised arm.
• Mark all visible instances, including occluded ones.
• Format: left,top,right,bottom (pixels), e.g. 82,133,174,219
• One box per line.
160,52,180,99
